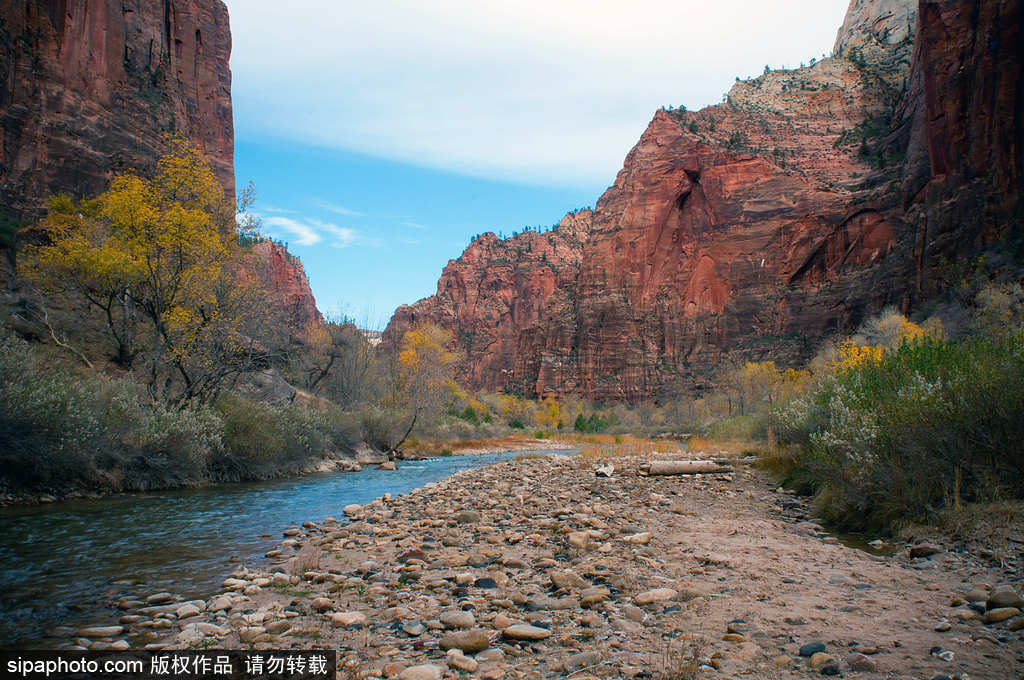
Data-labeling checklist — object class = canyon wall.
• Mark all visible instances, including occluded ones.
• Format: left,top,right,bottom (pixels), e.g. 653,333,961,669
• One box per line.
0,0,235,225
384,0,1022,401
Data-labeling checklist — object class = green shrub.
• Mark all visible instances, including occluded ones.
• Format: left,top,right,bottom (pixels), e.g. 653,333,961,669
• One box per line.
534,430,551,439
573,413,609,433
769,333,1024,532
509,418,525,429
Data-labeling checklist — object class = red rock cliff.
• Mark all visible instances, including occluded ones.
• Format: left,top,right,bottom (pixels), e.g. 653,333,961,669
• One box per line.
386,0,1021,401
381,211,592,392
243,241,323,330
0,0,234,223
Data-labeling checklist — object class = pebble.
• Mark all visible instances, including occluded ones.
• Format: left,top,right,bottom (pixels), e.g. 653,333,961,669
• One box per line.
76,626,124,638
799,642,827,656
331,612,367,627
502,624,552,641
398,664,442,680
987,585,1022,610
439,629,491,653
635,588,677,605
908,543,942,558
439,610,475,629
982,607,1020,624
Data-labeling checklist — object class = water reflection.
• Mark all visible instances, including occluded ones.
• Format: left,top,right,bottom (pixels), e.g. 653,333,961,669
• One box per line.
0,449,565,648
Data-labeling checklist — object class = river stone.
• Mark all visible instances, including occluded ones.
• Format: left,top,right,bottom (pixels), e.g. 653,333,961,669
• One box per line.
146,593,175,605
446,651,478,672
402,621,426,636
580,586,611,606
567,532,592,549
332,612,367,627
398,664,442,680
809,652,835,669
239,626,265,643
845,653,877,672
623,532,651,545
563,651,602,673
312,598,332,613
343,504,361,517
987,585,1022,609
908,543,941,558
265,620,291,634
440,610,476,629
454,510,481,524
1006,616,1024,631
175,604,200,619
207,596,232,612
77,626,124,638
503,624,552,641
636,588,677,605
982,607,1020,624
549,569,588,590
799,642,827,656
440,628,491,653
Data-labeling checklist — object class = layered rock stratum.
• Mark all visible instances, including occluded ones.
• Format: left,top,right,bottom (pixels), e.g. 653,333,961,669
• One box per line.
0,1,324,323
0,0,235,223
384,0,1023,401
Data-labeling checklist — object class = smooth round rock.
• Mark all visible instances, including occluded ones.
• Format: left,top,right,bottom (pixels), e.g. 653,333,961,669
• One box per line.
503,624,552,641
398,664,442,680
440,628,491,653
799,642,827,656
982,607,1020,624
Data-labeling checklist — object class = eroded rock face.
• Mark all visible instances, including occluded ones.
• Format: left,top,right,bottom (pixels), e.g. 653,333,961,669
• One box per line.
381,211,592,393
0,0,235,223
897,0,1023,298
384,0,1020,401
243,241,322,329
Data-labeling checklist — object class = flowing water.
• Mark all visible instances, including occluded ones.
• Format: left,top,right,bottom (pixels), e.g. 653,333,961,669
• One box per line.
0,449,567,649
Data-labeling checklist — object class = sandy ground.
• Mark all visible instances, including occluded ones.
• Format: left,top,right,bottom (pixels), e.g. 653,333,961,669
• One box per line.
89,453,1022,679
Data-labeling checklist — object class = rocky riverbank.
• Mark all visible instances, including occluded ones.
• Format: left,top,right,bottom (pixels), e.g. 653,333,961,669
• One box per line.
81,453,1022,679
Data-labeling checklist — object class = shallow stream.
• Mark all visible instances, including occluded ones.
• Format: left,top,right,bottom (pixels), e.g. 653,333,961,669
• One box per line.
0,450,566,649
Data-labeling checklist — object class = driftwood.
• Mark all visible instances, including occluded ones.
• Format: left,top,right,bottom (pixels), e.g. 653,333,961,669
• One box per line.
645,460,733,476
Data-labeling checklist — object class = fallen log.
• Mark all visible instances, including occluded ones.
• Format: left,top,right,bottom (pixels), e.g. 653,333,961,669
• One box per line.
645,460,733,475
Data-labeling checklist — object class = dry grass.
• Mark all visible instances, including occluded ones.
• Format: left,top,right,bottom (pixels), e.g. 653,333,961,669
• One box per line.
910,500,1024,567
288,544,321,576
656,638,706,680
577,436,680,460
687,436,765,458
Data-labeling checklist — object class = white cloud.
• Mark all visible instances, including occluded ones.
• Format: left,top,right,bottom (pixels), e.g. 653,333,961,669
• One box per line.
228,0,851,187
314,200,363,217
262,216,322,246
260,215,372,248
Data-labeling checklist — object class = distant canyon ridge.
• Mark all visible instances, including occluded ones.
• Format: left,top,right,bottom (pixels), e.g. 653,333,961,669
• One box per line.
1,1,1020,403
383,0,1023,401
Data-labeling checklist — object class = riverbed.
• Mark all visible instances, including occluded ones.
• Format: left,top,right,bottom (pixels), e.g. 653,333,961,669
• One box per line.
0,449,567,649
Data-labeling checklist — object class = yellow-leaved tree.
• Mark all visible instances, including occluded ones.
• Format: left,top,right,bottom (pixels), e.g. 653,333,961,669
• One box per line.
388,323,461,415
25,139,276,406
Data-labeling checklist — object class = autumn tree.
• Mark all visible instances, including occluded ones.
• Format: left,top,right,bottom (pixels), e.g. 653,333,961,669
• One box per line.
25,139,278,406
304,317,380,407
387,323,460,415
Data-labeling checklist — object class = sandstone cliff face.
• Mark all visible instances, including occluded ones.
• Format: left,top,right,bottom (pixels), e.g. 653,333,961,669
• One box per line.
382,211,592,392
385,0,1021,401
0,0,234,224
897,0,1023,296
244,241,323,329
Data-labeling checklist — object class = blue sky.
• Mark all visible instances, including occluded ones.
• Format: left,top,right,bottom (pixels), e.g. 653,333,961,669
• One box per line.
228,0,851,328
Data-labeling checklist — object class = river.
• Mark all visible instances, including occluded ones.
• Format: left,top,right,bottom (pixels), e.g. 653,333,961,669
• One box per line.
0,449,567,649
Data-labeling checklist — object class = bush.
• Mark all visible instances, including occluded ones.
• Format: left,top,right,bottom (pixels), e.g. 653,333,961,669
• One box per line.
0,332,222,492
768,333,1024,532
509,418,525,429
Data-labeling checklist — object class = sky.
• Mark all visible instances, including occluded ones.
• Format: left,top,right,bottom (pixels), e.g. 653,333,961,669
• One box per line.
228,0,852,328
